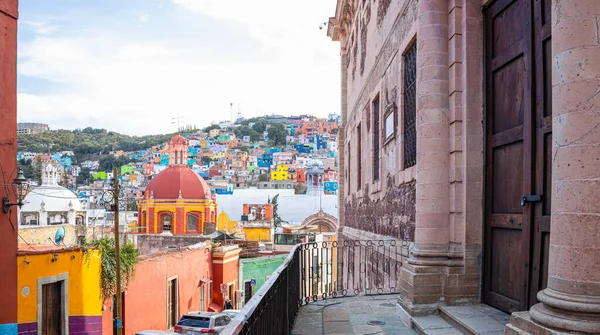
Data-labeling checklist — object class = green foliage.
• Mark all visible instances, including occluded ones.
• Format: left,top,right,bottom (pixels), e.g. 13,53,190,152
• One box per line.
78,167,90,185
99,155,131,172
233,125,252,139
203,124,221,132
17,128,176,160
250,130,262,142
251,120,267,133
267,194,287,228
267,123,287,146
88,237,139,300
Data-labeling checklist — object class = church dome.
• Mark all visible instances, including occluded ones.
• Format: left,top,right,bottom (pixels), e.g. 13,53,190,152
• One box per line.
21,165,82,212
145,164,211,200
145,135,212,200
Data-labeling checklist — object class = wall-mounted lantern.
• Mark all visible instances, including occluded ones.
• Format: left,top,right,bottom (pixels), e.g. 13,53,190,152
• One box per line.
2,169,29,214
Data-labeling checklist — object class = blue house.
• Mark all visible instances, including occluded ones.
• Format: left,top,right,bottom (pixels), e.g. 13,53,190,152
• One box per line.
257,153,273,168
160,154,169,166
324,181,338,194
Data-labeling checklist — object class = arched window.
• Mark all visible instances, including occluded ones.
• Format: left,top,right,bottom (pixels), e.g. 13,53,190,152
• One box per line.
161,213,173,232
187,214,198,232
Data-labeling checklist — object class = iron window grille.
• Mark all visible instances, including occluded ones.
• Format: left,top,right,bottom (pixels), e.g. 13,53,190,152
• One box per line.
357,124,362,190
372,96,380,182
403,43,417,169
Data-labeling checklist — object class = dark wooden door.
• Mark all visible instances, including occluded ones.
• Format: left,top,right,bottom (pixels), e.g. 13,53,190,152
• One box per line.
42,281,62,335
484,0,551,313
167,278,178,328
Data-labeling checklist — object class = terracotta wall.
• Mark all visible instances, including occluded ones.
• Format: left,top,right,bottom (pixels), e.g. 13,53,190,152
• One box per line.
0,1,19,333
102,246,213,335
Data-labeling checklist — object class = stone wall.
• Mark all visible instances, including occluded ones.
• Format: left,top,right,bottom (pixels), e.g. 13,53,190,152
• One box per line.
18,224,79,246
344,179,415,240
134,234,210,255
341,0,418,240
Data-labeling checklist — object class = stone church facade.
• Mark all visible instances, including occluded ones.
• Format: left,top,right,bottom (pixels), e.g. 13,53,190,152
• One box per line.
329,0,600,333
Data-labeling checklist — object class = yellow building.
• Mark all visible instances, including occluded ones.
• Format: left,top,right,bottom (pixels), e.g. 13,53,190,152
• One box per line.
271,164,289,181
138,135,218,234
17,246,102,333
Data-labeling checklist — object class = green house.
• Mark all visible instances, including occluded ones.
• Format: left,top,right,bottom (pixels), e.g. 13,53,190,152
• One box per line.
239,254,287,306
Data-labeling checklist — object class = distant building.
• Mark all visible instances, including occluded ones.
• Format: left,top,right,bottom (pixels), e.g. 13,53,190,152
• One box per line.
270,164,289,181
17,122,49,134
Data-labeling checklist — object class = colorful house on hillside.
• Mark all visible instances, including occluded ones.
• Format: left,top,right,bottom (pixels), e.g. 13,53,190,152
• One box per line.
17,246,103,334
138,135,219,235
270,164,289,181
257,153,272,168
239,204,274,242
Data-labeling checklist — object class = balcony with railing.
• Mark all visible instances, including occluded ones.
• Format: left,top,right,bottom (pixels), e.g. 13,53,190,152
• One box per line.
222,239,411,335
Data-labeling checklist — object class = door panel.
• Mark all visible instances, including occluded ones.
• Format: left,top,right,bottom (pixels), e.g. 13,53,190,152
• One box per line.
484,0,551,313
484,0,533,313
42,281,62,335
530,0,553,305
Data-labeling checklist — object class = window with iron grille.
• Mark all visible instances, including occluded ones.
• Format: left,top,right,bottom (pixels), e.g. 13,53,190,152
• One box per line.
372,96,380,181
403,42,417,169
357,124,362,190
347,144,351,194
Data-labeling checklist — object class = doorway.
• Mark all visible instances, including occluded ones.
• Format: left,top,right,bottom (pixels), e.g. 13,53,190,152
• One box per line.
167,277,178,328
42,281,63,335
483,0,552,313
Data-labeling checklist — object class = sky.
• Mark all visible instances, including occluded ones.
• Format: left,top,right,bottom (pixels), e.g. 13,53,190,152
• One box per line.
17,0,341,135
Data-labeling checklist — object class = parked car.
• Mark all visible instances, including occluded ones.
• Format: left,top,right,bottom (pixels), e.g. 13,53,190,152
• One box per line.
174,311,237,334
135,331,179,335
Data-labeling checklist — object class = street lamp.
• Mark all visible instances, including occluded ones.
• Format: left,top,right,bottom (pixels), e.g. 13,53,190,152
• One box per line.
3,169,29,213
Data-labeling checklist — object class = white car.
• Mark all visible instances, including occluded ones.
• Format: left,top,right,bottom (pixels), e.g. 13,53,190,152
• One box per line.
174,311,236,334
135,331,179,335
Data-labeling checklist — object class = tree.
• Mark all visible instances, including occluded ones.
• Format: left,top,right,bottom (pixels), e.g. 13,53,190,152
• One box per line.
268,194,287,228
203,124,221,133
78,167,90,185
251,120,267,133
250,130,262,142
87,237,139,300
267,123,287,146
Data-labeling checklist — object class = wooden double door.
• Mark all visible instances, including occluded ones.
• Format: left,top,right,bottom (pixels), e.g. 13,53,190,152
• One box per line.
483,0,552,313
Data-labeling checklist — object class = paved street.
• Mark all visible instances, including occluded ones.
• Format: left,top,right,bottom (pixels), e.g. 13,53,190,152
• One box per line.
291,295,415,335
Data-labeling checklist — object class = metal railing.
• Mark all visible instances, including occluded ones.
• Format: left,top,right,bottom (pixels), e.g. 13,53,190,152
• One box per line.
222,244,301,335
223,238,410,335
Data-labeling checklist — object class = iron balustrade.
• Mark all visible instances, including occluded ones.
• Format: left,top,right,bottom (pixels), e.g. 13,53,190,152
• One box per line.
222,238,411,334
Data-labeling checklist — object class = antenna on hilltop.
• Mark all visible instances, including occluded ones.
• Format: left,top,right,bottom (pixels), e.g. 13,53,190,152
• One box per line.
172,114,184,132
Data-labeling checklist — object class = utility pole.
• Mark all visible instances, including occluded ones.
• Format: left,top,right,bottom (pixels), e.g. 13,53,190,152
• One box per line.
172,114,184,132
112,167,123,335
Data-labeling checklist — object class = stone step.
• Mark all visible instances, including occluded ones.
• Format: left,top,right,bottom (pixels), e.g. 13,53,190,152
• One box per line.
412,315,464,335
439,304,510,335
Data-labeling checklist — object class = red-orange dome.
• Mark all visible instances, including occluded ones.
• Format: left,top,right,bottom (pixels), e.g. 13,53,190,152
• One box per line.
171,134,186,144
145,165,211,200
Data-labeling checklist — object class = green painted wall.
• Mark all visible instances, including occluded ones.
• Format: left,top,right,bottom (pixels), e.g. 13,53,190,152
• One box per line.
240,255,287,295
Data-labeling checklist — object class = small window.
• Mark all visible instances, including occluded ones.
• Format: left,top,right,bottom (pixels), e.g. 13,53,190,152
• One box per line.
404,42,417,168
372,95,381,182
187,214,198,232
384,103,396,140
161,213,173,232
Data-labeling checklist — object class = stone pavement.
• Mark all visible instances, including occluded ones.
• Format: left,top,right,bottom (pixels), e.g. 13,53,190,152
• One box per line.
291,295,416,335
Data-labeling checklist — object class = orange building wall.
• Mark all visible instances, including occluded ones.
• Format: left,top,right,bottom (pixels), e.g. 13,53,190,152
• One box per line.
211,258,240,311
102,247,213,335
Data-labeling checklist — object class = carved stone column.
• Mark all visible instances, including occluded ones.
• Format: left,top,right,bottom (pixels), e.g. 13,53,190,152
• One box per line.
527,0,600,333
399,0,453,316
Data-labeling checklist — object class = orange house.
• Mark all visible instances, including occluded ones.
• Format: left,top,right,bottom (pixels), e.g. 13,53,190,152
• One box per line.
102,243,242,335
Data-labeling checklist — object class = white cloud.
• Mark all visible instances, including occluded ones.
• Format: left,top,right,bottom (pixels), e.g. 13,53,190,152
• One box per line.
20,21,58,35
139,13,150,24
17,1,341,135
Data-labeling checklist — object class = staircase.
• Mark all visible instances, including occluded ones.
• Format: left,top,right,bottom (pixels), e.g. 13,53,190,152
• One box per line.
411,304,510,335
